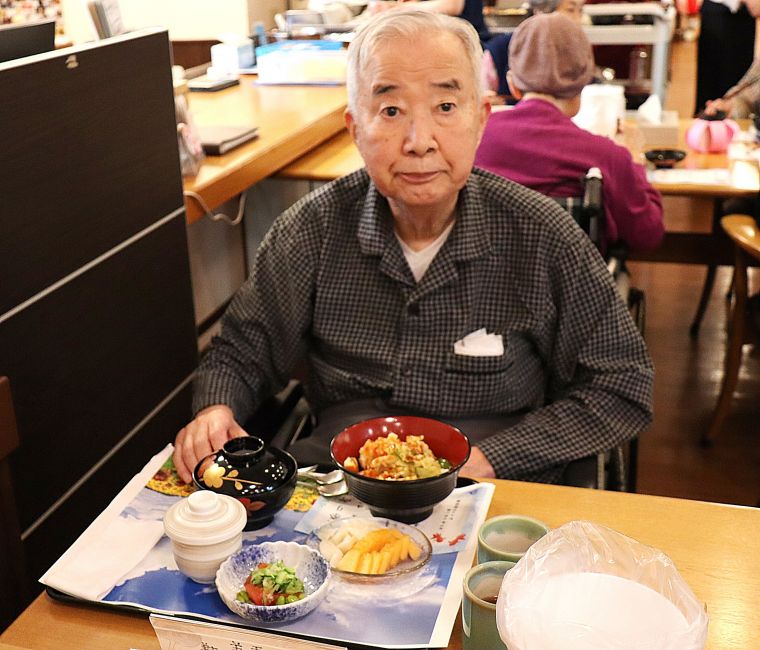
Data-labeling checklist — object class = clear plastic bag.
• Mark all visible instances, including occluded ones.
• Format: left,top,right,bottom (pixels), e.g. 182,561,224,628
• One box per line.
496,520,708,650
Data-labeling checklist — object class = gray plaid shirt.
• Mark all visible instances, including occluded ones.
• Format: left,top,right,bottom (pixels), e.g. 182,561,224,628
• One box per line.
194,167,653,481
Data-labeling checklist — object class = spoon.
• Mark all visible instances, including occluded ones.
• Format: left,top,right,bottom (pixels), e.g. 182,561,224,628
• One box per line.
296,477,348,497
297,468,345,485
315,480,348,497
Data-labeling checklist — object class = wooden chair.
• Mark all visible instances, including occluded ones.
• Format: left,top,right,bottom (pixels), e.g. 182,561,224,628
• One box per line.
0,376,28,630
703,216,760,445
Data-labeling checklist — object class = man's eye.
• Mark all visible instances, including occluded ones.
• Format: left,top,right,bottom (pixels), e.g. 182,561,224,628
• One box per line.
440,102,455,112
382,106,399,117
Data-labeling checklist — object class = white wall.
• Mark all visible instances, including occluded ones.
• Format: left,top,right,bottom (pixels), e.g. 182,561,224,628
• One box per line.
61,0,286,43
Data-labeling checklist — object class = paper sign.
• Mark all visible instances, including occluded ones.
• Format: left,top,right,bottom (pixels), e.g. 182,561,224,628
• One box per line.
150,614,347,650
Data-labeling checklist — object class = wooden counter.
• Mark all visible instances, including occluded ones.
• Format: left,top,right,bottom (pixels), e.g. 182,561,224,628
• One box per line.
3,480,758,649
182,79,347,223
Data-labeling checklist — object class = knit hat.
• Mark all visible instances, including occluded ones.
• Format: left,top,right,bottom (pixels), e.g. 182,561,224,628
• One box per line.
508,13,595,99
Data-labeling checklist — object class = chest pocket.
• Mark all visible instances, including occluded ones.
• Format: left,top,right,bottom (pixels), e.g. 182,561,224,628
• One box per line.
441,335,542,414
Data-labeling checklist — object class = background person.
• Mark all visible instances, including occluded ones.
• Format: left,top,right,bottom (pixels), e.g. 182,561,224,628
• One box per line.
702,0,760,118
475,12,664,254
695,0,756,116
368,0,491,43
482,0,585,98
173,10,653,487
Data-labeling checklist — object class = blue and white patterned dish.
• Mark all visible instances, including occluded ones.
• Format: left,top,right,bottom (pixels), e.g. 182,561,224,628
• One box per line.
216,541,331,623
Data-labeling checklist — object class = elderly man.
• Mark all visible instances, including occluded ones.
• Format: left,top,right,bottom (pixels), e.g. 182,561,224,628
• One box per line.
476,13,664,254
173,10,653,485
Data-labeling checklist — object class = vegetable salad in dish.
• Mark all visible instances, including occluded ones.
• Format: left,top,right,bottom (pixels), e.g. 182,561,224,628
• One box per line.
236,560,305,606
343,433,452,480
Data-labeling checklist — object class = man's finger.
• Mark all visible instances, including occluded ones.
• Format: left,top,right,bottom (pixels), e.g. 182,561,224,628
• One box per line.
174,428,192,483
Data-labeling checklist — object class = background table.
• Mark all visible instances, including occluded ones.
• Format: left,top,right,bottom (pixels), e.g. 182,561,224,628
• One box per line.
182,79,347,223
3,480,758,650
277,119,760,268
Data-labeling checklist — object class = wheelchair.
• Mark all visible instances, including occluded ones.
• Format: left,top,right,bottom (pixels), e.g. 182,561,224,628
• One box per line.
549,168,646,492
242,168,643,493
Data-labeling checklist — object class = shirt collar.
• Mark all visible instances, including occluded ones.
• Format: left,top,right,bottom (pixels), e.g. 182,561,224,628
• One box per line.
357,172,492,262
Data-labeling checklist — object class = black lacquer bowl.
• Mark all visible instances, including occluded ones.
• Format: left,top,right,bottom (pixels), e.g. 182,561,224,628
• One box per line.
645,148,687,169
330,416,471,524
193,436,297,530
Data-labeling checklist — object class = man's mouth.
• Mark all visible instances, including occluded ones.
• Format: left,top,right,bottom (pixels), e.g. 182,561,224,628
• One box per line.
398,171,440,183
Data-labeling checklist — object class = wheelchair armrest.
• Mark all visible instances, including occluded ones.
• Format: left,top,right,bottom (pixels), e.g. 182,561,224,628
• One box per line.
561,453,604,489
243,380,311,447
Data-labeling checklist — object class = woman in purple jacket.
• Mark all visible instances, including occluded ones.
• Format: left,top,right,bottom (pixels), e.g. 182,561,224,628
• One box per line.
475,13,664,254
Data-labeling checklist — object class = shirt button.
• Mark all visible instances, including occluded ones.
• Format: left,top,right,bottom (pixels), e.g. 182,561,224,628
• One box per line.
408,303,420,317
402,366,412,377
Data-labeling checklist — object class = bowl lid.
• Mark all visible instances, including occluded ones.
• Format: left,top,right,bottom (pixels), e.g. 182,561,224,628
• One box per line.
193,437,297,499
163,491,247,545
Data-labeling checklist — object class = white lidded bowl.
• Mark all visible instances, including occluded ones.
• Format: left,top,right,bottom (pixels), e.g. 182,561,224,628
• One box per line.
216,541,331,623
163,490,247,583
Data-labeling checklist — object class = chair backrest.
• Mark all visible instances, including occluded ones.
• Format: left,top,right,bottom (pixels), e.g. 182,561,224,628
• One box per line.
722,215,760,263
0,376,28,629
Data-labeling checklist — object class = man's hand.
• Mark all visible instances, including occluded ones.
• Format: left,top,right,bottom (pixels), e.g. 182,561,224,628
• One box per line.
173,405,248,483
460,446,496,479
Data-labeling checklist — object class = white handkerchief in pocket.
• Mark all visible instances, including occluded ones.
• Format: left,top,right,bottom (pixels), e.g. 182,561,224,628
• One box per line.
454,328,504,357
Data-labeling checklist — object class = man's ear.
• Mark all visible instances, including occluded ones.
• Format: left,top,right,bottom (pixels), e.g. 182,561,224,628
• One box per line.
345,108,358,143
477,94,491,138
506,71,523,100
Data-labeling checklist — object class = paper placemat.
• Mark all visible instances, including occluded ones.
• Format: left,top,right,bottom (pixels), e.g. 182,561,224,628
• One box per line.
295,483,493,555
647,168,732,185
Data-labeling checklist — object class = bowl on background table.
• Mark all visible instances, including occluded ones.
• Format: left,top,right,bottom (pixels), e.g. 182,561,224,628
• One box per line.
645,148,687,169
330,415,471,523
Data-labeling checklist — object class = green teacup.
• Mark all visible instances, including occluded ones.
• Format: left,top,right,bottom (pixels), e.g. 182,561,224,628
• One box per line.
477,514,549,564
462,560,515,650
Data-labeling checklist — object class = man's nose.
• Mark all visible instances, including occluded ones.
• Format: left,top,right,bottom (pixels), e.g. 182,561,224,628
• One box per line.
403,114,438,155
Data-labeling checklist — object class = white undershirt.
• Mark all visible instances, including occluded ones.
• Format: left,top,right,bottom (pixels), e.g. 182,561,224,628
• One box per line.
395,221,455,283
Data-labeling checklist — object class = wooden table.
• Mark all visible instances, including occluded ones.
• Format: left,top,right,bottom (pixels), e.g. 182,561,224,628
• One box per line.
277,119,760,267
182,79,347,224
3,480,758,649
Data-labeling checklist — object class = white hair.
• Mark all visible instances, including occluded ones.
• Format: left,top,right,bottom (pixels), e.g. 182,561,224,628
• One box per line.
346,9,483,113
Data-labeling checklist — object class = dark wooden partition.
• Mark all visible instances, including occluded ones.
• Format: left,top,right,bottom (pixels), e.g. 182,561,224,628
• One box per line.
0,29,198,621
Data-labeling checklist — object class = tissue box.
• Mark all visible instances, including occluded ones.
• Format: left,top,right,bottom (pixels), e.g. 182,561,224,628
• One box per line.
255,40,347,85
627,109,680,147
211,40,255,75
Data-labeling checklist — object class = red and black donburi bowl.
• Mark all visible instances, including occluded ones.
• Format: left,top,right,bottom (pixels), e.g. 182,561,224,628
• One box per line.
330,416,471,524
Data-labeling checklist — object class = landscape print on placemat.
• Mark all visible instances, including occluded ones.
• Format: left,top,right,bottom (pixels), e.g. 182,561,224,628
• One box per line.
104,483,457,647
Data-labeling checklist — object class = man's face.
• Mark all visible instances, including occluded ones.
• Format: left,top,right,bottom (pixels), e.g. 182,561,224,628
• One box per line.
345,32,489,217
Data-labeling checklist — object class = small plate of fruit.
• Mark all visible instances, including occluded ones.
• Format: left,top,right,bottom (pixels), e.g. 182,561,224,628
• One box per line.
309,516,432,583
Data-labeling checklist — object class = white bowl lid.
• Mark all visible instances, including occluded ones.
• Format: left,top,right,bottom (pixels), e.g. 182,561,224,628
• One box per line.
164,491,247,546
